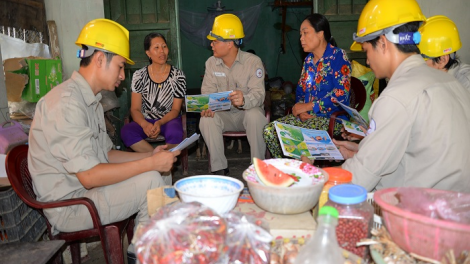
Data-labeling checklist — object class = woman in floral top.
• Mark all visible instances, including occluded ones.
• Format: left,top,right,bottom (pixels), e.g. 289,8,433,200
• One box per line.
264,13,351,158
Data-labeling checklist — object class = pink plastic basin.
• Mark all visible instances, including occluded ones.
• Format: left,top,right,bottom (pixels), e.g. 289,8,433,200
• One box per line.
374,188,470,261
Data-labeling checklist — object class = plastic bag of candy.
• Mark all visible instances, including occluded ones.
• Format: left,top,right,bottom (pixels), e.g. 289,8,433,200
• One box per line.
134,202,227,264
223,211,272,264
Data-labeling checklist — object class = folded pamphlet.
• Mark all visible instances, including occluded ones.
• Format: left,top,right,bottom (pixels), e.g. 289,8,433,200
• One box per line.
336,100,369,129
169,133,200,152
185,91,233,112
274,122,343,160
337,118,366,137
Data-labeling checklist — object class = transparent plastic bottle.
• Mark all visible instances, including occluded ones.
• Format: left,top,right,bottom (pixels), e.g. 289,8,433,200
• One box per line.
294,206,344,264
325,184,374,259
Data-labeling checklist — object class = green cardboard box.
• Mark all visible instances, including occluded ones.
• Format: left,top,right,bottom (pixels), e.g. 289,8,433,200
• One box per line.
20,58,62,102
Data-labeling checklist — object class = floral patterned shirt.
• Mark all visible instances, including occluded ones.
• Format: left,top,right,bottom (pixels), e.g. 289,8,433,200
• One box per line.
295,44,351,118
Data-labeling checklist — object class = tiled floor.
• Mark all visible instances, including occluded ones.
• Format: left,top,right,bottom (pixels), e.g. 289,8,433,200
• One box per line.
85,138,254,263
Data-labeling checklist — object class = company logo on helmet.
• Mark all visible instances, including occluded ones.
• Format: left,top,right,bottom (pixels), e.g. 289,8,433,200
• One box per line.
399,34,411,42
359,28,366,35
443,48,452,53
95,42,105,48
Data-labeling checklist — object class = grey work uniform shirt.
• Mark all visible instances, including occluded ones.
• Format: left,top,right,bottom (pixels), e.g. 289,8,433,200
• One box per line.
343,55,470,192
448,62,470,91
201,49,265,109
28,71,113,204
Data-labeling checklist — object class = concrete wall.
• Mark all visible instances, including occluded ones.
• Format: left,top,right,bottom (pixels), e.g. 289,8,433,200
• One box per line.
44,0,104,80
40,0,470,86
416,0,470,64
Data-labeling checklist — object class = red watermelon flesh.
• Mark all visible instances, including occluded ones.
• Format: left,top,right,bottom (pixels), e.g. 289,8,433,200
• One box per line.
253,158,295,187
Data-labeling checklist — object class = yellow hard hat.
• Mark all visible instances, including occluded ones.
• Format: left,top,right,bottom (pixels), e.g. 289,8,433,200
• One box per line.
207,14,245,41
418,15,462,59
75,18,134,65
351,0,426,51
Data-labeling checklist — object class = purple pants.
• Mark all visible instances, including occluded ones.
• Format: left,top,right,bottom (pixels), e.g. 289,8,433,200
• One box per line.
121,116,184,147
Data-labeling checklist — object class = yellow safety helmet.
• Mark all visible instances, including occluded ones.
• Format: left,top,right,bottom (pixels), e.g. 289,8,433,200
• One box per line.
351,0,426,51
418,15,462,59
207,14,245,41
75,18,134,65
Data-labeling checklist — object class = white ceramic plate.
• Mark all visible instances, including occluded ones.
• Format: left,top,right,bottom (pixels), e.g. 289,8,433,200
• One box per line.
243,158,325,187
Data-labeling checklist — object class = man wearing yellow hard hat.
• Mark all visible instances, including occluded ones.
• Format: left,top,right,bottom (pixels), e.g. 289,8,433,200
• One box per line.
334,0,470,192
28,19,180,262
199,14,267,175
418,15,470,90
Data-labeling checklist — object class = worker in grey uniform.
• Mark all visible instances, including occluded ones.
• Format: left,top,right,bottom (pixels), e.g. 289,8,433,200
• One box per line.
199,14,267,175
332,0,470,192
418,15,470,91
27,19,180,262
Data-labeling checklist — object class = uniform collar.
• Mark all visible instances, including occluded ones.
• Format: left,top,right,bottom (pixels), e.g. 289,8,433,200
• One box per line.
215,49,243,66
389,54,426,83
70,71,103,106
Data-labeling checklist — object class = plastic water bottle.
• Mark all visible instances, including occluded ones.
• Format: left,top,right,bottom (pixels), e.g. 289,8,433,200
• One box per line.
294,206,344,264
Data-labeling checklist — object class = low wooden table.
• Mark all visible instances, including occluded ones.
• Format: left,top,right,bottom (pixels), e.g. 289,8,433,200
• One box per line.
0,240,65,264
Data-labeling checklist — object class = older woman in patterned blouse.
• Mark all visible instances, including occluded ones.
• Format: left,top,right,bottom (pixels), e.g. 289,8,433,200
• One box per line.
121,33,186,152
264,13,351,158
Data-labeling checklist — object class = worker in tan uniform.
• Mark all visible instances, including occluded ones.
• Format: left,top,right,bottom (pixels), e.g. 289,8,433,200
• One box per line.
27,19,180,263
331,0,470,192
199,14,267,175
418,15,470,91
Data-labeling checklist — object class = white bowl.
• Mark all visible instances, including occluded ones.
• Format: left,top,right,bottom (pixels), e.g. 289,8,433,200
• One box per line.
174,175,244,215
243,159,328,214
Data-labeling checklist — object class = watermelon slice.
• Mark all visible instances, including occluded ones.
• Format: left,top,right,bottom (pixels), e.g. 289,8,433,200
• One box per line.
253,158,295,187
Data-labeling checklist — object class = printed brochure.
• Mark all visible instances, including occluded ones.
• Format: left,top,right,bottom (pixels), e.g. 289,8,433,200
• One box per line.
185,91,232,112
274,122,344,160
338,118,366,137
169,133,200,152
336,100,369,129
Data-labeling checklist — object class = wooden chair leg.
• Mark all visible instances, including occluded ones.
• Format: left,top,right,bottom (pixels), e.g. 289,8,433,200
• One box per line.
126,217,135,245
70,243,81,264
181,149,189,176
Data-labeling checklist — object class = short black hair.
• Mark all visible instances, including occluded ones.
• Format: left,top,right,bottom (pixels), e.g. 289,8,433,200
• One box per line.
431,53,460,71
79,50,116,67
367,21,421,54
303,13,337,47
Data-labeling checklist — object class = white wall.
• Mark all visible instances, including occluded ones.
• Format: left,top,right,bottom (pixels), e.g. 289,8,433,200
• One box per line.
44,0,104,80
417,0,470,63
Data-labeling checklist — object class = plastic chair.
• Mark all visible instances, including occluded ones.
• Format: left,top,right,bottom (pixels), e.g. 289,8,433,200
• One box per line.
5,145,134,264
207,93,272,172
327,76,367,138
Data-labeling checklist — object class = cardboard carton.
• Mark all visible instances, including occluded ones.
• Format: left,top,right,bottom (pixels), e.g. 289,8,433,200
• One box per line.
4,57,62,102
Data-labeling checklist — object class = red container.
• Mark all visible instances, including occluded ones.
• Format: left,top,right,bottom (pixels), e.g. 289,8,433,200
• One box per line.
374,188,470,261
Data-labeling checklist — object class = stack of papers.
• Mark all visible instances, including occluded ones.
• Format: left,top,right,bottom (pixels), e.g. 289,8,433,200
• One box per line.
169,133,200,152
185,91,232,112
